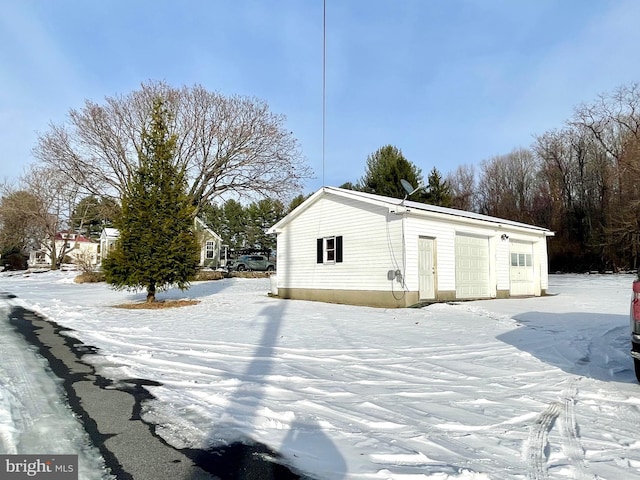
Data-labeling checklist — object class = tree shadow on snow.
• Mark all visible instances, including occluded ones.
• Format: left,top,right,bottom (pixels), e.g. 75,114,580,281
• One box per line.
120,276,235,303
183,301,346,479
497,311,636,384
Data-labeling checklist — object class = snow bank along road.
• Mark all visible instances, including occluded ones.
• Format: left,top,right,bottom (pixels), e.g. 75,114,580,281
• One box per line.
1,272,640,479
0,294,110,479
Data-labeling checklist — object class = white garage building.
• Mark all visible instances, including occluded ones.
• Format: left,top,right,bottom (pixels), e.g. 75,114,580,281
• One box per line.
268,187,554,308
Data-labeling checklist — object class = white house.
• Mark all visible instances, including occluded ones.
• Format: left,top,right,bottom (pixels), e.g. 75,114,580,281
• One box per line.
98,227,120,264
29,232,99,268
98,217,223,269
268,187,554,308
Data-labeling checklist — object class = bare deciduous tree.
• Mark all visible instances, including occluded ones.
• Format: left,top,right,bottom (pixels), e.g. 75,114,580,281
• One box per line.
574,84,640,141
477,148,539,223
567,83,640,269
19,164,85,269
446,164,476,211
0,185,46,255
33,81,313,213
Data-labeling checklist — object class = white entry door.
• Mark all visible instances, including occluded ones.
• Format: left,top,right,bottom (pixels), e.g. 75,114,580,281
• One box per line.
418,237,435,300
509,241,535,296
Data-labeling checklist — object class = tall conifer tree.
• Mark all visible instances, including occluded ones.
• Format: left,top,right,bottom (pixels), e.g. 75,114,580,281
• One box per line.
102,98,200,302
359,145,426,201
424,167,453,207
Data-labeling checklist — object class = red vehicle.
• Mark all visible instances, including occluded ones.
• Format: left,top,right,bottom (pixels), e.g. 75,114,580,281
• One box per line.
631,280,640,381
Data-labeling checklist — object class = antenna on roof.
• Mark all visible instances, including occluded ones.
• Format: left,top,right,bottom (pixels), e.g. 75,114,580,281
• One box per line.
322,0,326,186
401,179,422,201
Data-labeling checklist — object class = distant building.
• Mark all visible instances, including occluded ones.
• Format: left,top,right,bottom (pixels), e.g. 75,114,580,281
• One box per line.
29,232,99,268
98,228,120,265
98,217,223,269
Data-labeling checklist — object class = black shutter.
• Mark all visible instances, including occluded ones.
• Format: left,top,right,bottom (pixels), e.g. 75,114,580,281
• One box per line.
336,236,343,263
317,238,323,263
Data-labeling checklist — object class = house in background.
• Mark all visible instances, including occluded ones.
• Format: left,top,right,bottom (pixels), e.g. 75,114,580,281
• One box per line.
98,227,120,264
268,187,554,308
29,232,99,268
98,217,223,269
193,216,223,269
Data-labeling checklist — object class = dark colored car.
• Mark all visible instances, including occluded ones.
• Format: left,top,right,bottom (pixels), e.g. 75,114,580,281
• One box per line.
227,255,275,272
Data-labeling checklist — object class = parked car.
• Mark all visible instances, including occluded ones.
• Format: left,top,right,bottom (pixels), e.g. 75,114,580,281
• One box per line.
631,279,640,381
227,255,275,272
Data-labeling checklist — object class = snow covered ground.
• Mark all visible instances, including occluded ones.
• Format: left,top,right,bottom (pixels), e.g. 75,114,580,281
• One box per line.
1,271,639,479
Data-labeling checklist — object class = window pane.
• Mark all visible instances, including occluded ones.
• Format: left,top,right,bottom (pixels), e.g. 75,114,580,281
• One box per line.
325,237,335,263
526,254,532,266
206,241,215,259
518,254,525,266
511,253,518,266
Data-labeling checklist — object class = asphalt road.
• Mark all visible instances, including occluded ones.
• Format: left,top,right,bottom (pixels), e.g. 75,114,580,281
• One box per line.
7,305,308,480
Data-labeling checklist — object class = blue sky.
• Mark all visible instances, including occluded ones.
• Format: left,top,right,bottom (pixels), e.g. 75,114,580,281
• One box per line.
2,0,640,196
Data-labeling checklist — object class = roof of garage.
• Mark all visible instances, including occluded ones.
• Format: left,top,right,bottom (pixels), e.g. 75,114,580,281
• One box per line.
270,186,554,236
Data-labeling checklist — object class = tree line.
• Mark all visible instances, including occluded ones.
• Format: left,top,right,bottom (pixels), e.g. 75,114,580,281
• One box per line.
446,83,640,272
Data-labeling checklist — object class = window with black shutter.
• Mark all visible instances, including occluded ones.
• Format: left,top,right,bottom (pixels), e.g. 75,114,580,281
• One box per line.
317,236,343,264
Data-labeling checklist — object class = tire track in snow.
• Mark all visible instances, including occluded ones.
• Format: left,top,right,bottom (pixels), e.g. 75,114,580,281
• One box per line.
526,401,560,480
526,380,597,480
559,381,596,480
0,306,48,452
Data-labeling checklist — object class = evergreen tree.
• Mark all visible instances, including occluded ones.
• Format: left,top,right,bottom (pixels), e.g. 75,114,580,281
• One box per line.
359,145,426,201
338,181,358,191
202,198,286,255
102,98,200,302
220,199,248,251
200,202,224,236
424,167,453,207
71,195,120,238
246,198,285,254
287,194,310,213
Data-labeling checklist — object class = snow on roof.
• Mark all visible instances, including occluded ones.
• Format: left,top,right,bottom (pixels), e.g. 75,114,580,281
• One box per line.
100,220,221,241
54,232,96,243
102,228,119,238
270,186,554,235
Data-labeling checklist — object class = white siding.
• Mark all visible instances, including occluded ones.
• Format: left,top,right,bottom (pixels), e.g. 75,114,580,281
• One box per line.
404,215,547,299
272,187,553,305
495,237,511,292
405,216,503,296
404,216,455,292
277,196,404,291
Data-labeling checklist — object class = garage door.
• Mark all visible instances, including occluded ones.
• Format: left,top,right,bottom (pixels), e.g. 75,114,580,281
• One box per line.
510,241,534,296
455,233,490,299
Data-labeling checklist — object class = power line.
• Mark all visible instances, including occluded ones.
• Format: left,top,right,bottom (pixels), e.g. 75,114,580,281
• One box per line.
322,0,326,186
